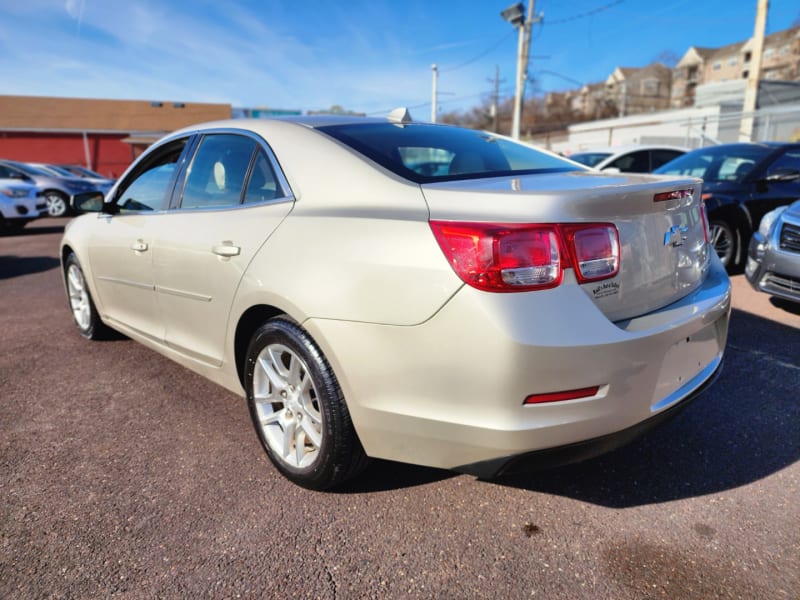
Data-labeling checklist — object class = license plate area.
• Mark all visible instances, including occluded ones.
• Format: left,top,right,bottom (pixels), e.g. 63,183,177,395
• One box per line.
651,323,720,408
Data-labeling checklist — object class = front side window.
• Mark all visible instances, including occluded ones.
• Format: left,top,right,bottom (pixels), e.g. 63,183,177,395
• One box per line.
180,134,257,209
115,139,187,212
318,123,582,183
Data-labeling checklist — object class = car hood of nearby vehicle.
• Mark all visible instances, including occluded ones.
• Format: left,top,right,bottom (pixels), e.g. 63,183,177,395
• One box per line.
784,199,800,219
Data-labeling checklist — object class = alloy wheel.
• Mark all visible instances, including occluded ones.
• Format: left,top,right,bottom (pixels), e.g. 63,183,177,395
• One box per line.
251,343,323,469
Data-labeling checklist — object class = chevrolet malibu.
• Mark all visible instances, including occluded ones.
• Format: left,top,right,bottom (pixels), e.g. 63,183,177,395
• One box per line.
61,114,731,490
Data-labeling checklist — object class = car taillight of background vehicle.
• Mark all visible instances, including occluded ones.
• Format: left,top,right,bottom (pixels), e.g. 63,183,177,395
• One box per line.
430,221,619,292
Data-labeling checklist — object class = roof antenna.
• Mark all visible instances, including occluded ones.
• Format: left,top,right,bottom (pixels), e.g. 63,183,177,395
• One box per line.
387,107,413,124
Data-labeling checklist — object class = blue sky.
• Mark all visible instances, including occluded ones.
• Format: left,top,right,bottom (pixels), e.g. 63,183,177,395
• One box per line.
1,0,799,118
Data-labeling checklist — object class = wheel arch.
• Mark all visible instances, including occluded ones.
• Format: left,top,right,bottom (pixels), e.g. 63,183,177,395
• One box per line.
233,304,287,386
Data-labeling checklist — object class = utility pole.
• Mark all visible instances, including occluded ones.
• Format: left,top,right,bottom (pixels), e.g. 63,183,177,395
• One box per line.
502,0,541,139
739,0,768,141
487,65,504,132
431,64,438,123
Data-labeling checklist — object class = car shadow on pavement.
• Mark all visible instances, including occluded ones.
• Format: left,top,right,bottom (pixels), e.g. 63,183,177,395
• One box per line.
493,307,800,507
0,255,61,279
340,308,799,499
770,297,800,316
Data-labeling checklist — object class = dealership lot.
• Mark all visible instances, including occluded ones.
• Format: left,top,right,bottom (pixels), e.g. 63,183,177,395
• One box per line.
1,219,798,598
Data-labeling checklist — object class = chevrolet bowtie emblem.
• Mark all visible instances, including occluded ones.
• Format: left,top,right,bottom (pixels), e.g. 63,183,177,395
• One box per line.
664,225,689,247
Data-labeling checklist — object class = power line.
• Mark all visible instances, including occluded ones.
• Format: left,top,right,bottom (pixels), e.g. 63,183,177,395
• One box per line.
545,0,625,25
439,30,516,73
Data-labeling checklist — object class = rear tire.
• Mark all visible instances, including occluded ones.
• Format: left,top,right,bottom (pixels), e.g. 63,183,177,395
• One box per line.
244,317,368,490
64,254,112,340
709,219,739,270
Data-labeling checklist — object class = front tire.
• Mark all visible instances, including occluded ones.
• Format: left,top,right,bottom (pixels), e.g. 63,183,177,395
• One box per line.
245,317,367,490
65,254,111,339
45,191,69,217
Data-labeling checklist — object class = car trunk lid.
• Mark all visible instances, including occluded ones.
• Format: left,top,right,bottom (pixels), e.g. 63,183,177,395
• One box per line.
421,171,709,322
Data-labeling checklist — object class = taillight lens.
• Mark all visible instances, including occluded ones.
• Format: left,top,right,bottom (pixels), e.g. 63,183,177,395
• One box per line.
430,221,619,292
563,224,619,283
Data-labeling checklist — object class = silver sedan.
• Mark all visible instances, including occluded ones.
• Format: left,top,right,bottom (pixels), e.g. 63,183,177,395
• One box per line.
60,114,731,489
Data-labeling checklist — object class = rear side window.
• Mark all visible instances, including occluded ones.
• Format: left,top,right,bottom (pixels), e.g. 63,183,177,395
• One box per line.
318,123,582,183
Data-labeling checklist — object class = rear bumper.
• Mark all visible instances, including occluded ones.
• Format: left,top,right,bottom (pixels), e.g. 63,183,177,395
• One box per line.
456,358,723,478
305,257,731,472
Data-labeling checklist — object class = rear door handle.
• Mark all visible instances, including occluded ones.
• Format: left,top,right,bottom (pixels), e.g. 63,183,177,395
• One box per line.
212,242,241,257
130,240,148,252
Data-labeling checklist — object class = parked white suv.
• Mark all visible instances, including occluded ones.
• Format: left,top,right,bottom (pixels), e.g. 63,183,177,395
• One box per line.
0,179,47,234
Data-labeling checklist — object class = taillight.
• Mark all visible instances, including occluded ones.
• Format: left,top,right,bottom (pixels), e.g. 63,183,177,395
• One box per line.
430,221,619,292
562,224,619,283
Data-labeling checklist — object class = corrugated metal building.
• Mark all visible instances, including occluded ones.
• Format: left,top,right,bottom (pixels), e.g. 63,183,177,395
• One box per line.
0,96,232,177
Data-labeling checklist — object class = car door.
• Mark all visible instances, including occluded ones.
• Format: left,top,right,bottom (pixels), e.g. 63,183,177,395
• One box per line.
747,147,800,227
87,137,190,341
152,132,294,366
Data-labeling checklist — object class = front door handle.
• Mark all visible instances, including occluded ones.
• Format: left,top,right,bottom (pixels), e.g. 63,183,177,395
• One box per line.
212,242,241,257
130,239,148,252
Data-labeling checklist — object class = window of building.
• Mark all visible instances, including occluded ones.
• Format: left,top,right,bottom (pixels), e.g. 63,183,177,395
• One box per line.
712,61,722,70
764,47,775,60
728,56,738,66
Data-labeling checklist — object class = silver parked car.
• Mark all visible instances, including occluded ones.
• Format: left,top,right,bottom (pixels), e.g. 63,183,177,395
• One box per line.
31,163,115,195
60,115,731,489
0,178,47,233
0,159,99,217
746,200,800,303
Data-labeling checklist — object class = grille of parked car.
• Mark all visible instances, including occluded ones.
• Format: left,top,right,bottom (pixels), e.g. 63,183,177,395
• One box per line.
779,222,800,253
764,273,800,295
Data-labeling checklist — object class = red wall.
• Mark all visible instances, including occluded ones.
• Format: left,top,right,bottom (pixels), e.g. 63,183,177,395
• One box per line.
0,132,135,178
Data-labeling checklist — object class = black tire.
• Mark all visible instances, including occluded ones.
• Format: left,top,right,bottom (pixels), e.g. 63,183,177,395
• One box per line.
709,219,739,270
64,254,112,340
45,191,69,217
244,317,368,490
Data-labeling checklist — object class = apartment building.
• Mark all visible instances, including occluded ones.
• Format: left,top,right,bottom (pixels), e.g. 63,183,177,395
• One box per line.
671,26,800,108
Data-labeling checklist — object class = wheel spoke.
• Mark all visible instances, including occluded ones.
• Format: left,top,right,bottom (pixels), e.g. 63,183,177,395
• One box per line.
258,355,288,393
282,419,296,458
295,427,306,465
258,407,283,427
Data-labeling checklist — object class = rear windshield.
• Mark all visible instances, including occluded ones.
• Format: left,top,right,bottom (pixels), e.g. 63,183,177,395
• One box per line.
317,122,584,183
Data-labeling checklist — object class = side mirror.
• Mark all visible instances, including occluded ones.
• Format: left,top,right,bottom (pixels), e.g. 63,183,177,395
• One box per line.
71,191,109,213
764,168,800,183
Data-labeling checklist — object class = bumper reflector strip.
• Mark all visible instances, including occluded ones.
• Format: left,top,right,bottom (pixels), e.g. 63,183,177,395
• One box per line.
524,386,600,405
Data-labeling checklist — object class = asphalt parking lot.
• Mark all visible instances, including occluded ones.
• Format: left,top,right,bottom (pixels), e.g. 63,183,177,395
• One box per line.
2,218,798,599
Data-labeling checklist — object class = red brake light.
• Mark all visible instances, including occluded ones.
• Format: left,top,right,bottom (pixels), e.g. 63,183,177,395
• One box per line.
563,224,619,283
430,221,619,292
430,222,562,292
654,189,693,202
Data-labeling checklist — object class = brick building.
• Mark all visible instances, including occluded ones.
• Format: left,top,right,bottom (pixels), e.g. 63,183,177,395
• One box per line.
0,96,232,177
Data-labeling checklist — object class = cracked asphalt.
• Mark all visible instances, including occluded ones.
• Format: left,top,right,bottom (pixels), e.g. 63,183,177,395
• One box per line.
2,218,798,599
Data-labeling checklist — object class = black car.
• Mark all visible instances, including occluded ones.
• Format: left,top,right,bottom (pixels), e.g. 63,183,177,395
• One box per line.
654,142,800,270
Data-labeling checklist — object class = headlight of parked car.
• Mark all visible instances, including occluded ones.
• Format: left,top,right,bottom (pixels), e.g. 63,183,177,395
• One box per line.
758,206,787,237
1,187,32,198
